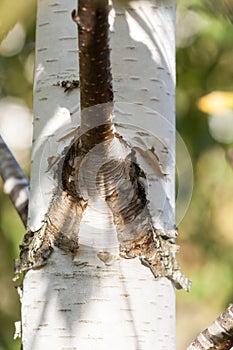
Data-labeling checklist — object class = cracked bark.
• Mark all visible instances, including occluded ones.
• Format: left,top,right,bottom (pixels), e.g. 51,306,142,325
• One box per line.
16,0,190,292
73,0,190,291
18,1,185,349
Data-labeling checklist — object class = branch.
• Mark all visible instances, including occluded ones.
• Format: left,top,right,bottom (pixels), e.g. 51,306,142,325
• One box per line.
16,2,191,291
72,0,114,146
187,304,233,350
0,135,29,227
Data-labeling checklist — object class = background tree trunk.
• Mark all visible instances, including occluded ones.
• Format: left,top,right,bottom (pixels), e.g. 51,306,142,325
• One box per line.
19,1,179,349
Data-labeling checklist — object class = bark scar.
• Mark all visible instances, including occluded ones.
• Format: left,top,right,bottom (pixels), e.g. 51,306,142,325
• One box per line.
15,1,191,293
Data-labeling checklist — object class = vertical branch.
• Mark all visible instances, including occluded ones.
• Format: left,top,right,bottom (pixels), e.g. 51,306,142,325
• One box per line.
72,0,114,146
0,135,29,226
77,0,113,109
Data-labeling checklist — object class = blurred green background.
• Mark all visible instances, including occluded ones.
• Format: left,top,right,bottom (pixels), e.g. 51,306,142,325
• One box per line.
0,0,232,349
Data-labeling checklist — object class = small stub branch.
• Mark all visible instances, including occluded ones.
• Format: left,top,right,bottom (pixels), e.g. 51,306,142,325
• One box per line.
187,304,233,350
16,0,191,292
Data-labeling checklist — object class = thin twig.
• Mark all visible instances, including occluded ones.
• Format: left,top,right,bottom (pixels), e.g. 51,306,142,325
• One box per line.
0,135,29,227
187,304,233,350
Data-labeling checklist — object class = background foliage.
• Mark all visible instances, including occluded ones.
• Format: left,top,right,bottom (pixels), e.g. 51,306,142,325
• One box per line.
0,0,232,349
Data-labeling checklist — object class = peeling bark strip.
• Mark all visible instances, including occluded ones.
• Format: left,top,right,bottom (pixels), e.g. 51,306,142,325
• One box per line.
187,304,233,350
16,0,191,292
72,0,191,291
0,135,29,226
102,147,191,291
15,191,87,274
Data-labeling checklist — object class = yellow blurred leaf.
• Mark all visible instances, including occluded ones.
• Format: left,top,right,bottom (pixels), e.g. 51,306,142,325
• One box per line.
197,91,233,114
0,0,36,42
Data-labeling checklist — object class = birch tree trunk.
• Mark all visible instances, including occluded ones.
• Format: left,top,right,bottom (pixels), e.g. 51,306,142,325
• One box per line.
16,1,189,349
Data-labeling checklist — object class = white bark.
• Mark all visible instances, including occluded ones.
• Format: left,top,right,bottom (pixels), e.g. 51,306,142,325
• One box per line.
112,1,176,229
21,0,177,349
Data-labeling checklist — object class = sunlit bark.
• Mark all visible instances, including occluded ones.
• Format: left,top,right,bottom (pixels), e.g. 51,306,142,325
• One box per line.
17,1,187,349
187,304,233,350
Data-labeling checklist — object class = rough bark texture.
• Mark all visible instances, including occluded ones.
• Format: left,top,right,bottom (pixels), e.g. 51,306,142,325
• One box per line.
16,0,190,292
18,1,186,349
187,304,233,350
